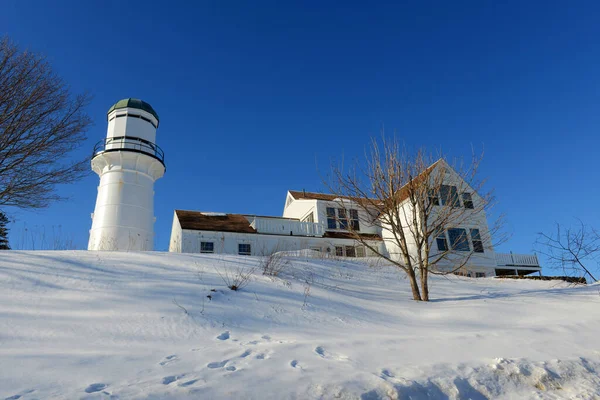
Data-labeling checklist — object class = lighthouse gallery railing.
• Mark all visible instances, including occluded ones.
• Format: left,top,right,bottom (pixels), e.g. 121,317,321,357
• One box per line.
92,136,165,166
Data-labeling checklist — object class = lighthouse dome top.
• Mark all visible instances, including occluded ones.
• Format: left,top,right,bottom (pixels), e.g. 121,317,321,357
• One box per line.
107,98,159,123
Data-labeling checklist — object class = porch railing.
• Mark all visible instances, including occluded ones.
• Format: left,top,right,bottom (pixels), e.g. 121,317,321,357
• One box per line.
495,252,540,267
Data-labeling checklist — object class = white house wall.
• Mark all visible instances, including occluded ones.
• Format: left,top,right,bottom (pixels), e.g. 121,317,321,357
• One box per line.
174,229,384,257
168,211,182,253
282,197,318,221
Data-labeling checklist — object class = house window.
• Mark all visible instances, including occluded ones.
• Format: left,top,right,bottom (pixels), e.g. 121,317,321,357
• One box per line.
326,207,337,229
200,241,214,253
335,246,344,256
345,246,356,257
428,189,439,206
238,243,251,255
448,228,470,251
440,185,460,207
356,246,365,257
350,209,360,231
302,212,314,223
470,228,484,253
475,272,486,278
436,234,448,252
462,193,474,209
338,208,348,230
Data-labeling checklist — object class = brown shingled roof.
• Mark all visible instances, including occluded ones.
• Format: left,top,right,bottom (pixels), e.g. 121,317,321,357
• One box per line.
175,210,256,233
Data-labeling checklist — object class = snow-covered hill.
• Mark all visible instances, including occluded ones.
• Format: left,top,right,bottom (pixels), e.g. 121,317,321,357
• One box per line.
1,251,599,399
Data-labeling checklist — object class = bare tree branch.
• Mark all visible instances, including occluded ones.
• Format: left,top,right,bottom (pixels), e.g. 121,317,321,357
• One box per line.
326,135,504,301
535,220,598,282
0,36,92,209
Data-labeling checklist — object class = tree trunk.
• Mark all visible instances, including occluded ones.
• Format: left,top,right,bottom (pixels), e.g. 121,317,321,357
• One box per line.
420,267,429,301
407,268,422,301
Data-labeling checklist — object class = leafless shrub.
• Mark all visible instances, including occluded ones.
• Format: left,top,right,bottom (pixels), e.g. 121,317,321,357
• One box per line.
260,251,289,277
301,271,315,310
214,263,255,291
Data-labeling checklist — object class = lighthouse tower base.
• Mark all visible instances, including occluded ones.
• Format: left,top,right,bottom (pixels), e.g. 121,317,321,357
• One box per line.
88,150,165,251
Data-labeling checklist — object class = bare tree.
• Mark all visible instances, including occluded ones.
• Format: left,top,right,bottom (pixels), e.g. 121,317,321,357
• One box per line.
0,36,92,209
536,221,598,283
328,136,502,301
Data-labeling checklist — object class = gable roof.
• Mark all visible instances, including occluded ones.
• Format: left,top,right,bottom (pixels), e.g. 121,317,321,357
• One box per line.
175,210,256,233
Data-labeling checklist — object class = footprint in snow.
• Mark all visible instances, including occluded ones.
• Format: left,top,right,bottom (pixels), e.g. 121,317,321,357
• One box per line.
217,331,230,340
159,354,178,366
314,346,349,362
5,389,35,400
179,378,200,387
290,360,303,370
207,360,228,369
381,369,395,379
84,383,108,393
162,374,185,385
225,366,237,371
240,350,252,358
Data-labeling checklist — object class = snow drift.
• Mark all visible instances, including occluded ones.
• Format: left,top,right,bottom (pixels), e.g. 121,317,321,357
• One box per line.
0,251,599,399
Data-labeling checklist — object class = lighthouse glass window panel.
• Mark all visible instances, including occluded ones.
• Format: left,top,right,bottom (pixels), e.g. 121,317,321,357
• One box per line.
238,243,251,256
326,207,337,229
200,241,214,254
448,228,470,251
470,228,484,253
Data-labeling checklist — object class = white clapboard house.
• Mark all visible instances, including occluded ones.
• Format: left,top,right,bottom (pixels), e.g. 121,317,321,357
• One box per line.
168,161,541,278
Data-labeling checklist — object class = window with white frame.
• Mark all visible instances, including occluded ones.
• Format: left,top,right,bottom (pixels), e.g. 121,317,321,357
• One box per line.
462,192,474,209
350,209,360,231
470,228,484,253
200,241,214,253
428,189,440,206
335,246,344,256
338,208,348,230
436,233,448,252
302,212,314,223
440,185,460,207
448,228,470,251
345,246,356,257
326,207,337,229
356,246,365,257
238,243,251,255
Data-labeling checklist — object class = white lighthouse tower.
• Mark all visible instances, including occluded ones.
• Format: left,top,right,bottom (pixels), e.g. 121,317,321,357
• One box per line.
88,98,165,251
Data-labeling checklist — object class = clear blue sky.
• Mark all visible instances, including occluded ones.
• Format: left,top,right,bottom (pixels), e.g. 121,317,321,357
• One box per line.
1,1,599,257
